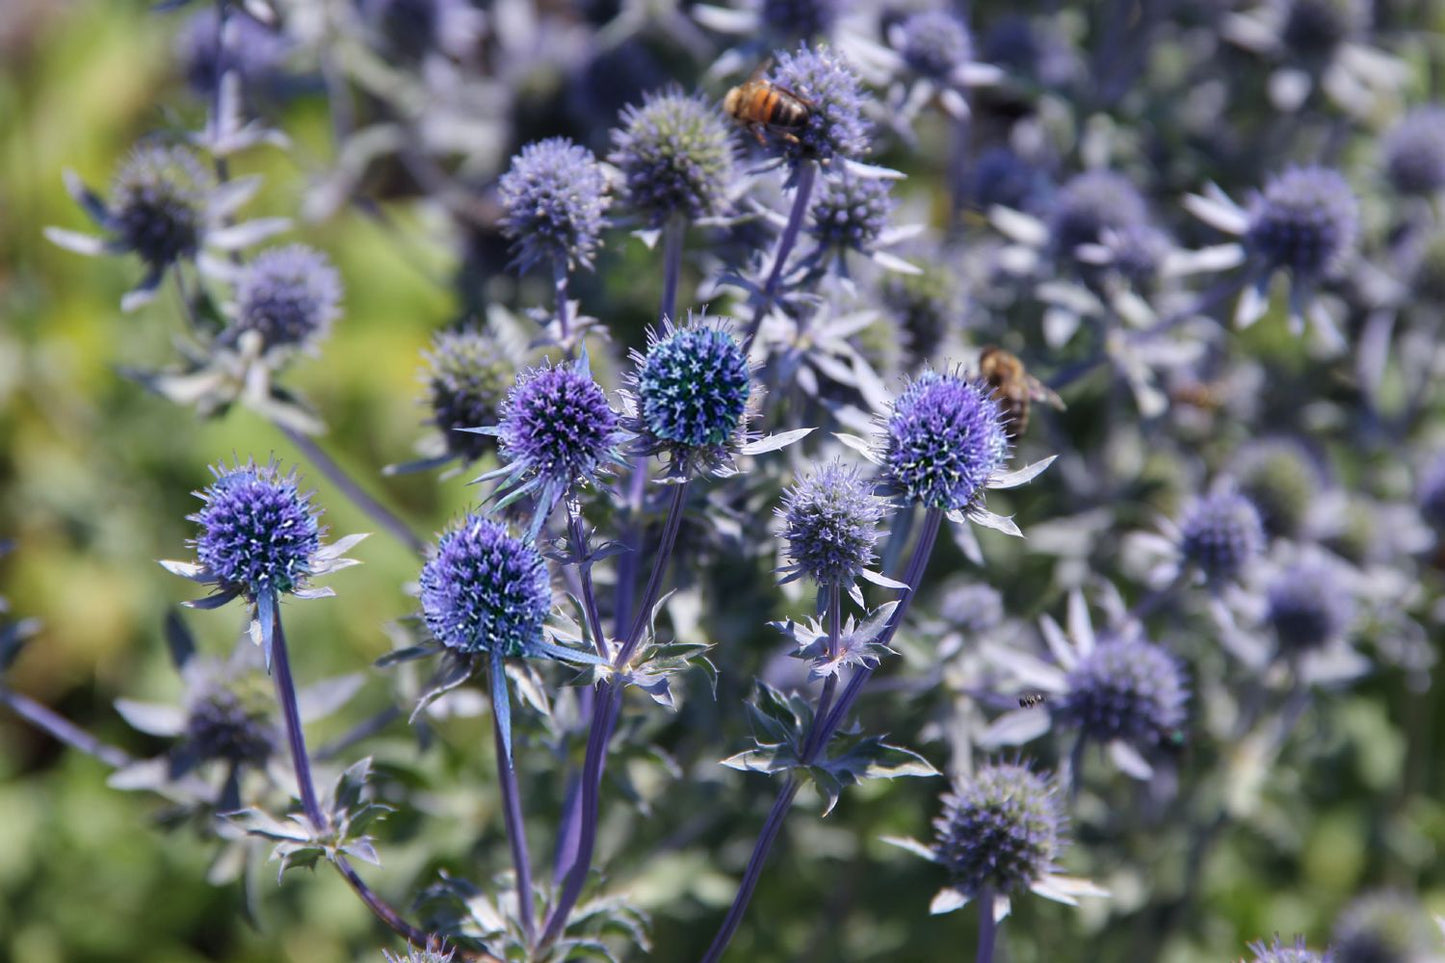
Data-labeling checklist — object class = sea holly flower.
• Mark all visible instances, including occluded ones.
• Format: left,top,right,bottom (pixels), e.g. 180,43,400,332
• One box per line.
470,352,628,536
884,762,1105,921
799,172,921,279
1331,890,1443,963
882,9,1003,126
1133,489,1267,590
1381,106,1445,197
980,585,1189,780
777,459,894,603
175,5,291,102
766,43,873,171
46,141,288,311
222,244,342,357
609,87,738,230
497,137,612,277
1185,166,1359,348
161,459,366,667
1240,934,1330,963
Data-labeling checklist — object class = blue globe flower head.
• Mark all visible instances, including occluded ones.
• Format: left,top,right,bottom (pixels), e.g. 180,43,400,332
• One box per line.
1054,635,1189,748
896,10,973,81
760,0,839,40
424,326,516,464
938,579,1005,634
1244,934,1329,963
931,762,1064,898
1179,491,1266,584
1234,439,1324,539
1102,223,1172,287
1331,891,1439,963
610,88,737,228
176,6,291,100
1049,170,1149,262
778,459,884,588
808,173,895,253
968,145,1049,213
184,678,279,767
1417,453,1445,534
1245,167,1358,280
1382,106,1445,196
190,460,324,600
882,369,1011,512
111,142,215,273
631,318,753,466
229,244,342,354
420,516,552,658
497,137,612,276
880,262,966,365
769,44,872,167
1266,560,1355,655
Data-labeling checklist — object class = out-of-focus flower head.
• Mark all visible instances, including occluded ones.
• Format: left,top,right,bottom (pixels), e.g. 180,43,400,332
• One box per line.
1381,106,1445,196
360,0,482,62
768,43,872,168
1279,0,1369,61
760,0,840,40
894,10,972,82
497,137,612,276
1266,557,1356,657
175,6,290,99
1232,439,1326,539
1178,491,1266,585
1416,452,1445,535
610,87,737,229
938,579,1005,635
1049,170,1149,264
777,458,885,591
421,326,518,469
1331,890,1442,963
879,260,965,366
225,244,342,356
965,146,1050,214
1241,933,1330,963
809,173,894,254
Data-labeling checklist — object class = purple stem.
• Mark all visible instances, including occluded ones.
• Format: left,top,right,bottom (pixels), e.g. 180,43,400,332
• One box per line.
491,660,536,944
660,217,685,324
554,261,572,346
742,162,818,353
0,686,133,769
976,891,998,963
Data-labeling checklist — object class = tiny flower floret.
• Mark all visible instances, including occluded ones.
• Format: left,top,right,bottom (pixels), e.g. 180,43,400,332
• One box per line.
232,244,342,352
770,44,872,166
883,370,1010,511
1055,636,1188,747
1179,492,1265,583
635,323,751,450
497,137,611,275
932,763,1063,898
420,516,551,658
496,357,621,492
1245,166,1358,279
192,461,322,599
779,460,883,587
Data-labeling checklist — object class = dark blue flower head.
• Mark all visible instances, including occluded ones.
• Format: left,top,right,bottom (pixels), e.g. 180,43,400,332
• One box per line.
1280,0,1368,59
982,16,1041,75
1266,560,1354,655
932,762,1064,897
968,146,1049,213
1331,891,1438,963
610,88,736,228
1382,106,1445,196
497,137,611,276
1049,170,1148,260
809,174,894,252
1417,453,1445,534
1245,167,1358,279
1244,934,1329,963
185,678,279,767
424,326,515,464
230,244,342,353
760,0,839,40
176,7,290,99
631,319,752,461
420,516,551,658
778,460,884,588
882,369,1011,511
189,460,323,600
880,262,965,364
1101,223,1171,286
112,143,214,273
770,44,872,167
896,10,972,81
1234,440,1323,539
1179,491,1265,584
939,580,1005,634
1055,636,1188,747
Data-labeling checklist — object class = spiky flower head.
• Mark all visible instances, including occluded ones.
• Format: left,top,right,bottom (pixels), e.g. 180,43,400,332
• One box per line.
190,461,323,600
497,137,611,276
968,146,1048,213
882,369,1010,511
112,143,214,273
610,88,736,228
420,516,551,658
938,580,1005,634
1178,491,1266,583
1331,891,1440,963
1234,441,1322,539
184,676,279,767
809,174,895,252
1101,223,1171,287
1054,636,1188,747
632,319,752,458
1280,0,1368,58
1417,453,1445,534
770,44,872,166
760,0,838,40
1382,106,1445,196
230,244,342,353
1245,167,1358,279
779,460,884,588
932,762,1064,898
880,262,965,364
1049,170,1148,260
424,327,515,464
384,944,455,963
488,356,624,522
896,10,973,80
1266,560,1355,655
1243,934,1329,963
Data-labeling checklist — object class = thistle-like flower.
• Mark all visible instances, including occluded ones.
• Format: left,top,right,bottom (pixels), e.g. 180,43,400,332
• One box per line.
176,6,291,100
420,516,553,660
473,353,627,535
879,261,966,365
1241,934,1330,963
885,762,1105,920
1381,106,1445,196
497,137,612,276
224,244,342,356
883,10,1002,124
777,459,888,597
1177,491,1267,585
769,44,872,168
881,370,1010,512
1331,890,1442,963
46,141,287,311
1265,558,1356,656
801,173,918,278
417,325,519,470
161,460,366,666
1049,170,1149,264
610,88,737,228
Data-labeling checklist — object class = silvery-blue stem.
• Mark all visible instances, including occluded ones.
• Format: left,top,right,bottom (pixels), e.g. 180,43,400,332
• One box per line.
800,584,842,762
976,890,998,963
277,422,427,555
491,659,536,943
542,480,690,949
554,261,572,345
0,686,132,769
660,216,685,324
742,162,818,353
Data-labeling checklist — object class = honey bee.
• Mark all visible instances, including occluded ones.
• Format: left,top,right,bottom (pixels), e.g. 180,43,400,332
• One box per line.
1018,692,1048,709
978,346,1065,435
1168,380,1225,413
723,62,814,146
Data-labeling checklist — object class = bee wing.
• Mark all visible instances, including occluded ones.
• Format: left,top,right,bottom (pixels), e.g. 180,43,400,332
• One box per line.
746,58,774,83
1027,376,1067,411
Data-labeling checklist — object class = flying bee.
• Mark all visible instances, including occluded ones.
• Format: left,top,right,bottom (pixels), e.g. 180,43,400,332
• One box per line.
723,62,815,147
1168,380,1226,413
978,346,1066,435
1018,692,1048,709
